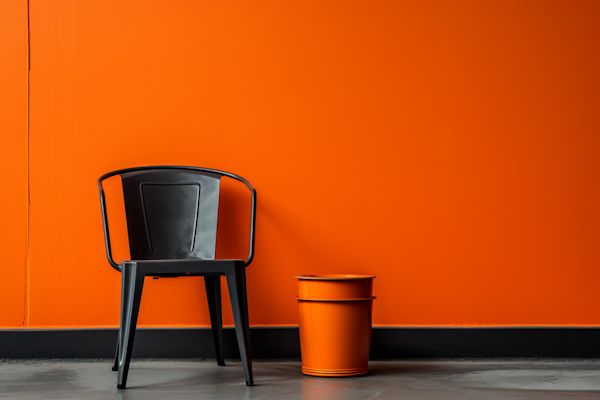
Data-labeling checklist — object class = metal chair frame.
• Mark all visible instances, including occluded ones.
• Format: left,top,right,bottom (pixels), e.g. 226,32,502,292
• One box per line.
98,165,256,388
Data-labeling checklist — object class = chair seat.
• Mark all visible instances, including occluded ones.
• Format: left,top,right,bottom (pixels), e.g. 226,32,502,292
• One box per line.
119,259,246,276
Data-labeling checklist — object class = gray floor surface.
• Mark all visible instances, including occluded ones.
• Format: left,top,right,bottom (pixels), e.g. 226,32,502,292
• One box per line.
1,359,600,399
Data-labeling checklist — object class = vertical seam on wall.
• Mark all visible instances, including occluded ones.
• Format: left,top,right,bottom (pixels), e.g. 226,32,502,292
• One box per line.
24,0,30,327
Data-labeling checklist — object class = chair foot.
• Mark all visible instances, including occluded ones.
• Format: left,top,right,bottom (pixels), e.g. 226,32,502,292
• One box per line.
218,361,225,366
246,380,254,386
117,383,126,389
112,366,118,372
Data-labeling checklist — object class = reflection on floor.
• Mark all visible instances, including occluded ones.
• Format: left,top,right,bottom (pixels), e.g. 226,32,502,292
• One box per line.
1,360,600,399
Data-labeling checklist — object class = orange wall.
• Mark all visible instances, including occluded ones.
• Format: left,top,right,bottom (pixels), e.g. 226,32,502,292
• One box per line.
0,0,28,326
2,0,600,328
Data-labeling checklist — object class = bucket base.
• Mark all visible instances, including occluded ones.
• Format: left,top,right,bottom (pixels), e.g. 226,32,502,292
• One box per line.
302,366,369,377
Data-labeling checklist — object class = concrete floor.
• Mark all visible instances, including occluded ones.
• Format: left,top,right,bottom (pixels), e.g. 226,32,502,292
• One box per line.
1,360,600,399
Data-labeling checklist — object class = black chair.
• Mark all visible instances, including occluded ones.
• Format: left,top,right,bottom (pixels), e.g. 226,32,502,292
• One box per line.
97,166,256,389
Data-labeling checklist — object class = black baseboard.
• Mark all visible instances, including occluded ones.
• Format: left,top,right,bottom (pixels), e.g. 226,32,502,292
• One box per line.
1,327,599,359
370,327,600,359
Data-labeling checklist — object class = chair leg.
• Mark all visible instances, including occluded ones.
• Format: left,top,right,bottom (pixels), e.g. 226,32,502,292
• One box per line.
226,263,253,386
112,332,119,371
117,262,145,389
204,276,225,366
236,266,252,360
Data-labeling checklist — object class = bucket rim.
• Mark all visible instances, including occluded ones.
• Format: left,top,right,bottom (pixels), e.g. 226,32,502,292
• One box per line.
296,274,376,280
295,296,376,302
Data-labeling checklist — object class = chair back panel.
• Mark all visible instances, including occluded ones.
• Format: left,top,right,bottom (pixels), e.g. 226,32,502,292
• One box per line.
120,169,221,260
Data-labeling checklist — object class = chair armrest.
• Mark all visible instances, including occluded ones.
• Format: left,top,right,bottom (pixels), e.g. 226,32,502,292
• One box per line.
220,172,257,267
97,174,121,271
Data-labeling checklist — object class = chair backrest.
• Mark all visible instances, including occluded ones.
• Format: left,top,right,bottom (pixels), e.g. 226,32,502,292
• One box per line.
98,166,256,270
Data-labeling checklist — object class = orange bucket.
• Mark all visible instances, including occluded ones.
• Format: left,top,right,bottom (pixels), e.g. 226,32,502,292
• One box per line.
296,274,376,377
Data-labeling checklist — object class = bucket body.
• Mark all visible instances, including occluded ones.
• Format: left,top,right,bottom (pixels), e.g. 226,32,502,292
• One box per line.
296,274,375,377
